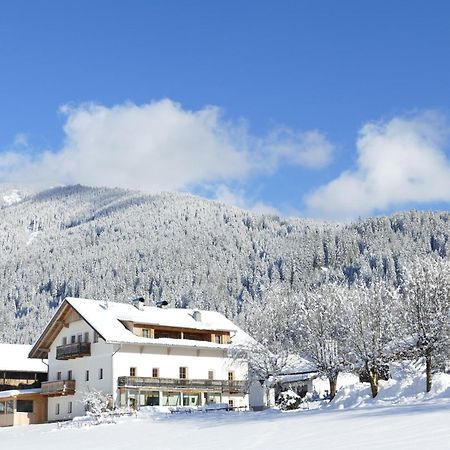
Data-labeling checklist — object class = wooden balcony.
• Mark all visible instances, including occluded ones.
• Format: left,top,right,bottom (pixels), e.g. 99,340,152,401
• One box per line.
117,376,247,393
41,380,76,396
56,342,91,360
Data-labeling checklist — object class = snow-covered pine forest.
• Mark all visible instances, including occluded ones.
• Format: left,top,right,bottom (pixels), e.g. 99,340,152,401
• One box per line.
2,184,450,396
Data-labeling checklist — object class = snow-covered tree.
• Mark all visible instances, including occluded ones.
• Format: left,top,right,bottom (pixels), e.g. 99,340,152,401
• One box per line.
81,389,113,415
301,283,348,399
399,257,450,392
232,285,303,405
345,280,399,398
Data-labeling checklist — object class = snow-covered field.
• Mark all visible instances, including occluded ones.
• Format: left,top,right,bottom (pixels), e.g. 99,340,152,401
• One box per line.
3,364,450,450
1,401,450,450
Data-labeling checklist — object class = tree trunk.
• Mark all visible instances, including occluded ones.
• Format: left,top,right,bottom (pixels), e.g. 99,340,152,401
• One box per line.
366,363,379,398
329,376,337,400
426,351,432,393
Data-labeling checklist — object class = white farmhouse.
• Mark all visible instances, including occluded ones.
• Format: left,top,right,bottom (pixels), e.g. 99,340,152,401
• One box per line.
29,297,265,421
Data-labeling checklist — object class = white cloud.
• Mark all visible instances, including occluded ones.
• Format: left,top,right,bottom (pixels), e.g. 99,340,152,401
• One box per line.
0,100,333,196
265,128,334,169
306,112,450,220
213,184,279,216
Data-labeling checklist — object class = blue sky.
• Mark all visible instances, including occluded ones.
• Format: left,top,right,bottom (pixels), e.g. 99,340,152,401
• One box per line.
1,1,450,219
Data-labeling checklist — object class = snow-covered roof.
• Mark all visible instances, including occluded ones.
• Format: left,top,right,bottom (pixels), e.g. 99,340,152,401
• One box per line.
30,297,254,358
281,354,318,375
0,344,47,372
0,388,42,399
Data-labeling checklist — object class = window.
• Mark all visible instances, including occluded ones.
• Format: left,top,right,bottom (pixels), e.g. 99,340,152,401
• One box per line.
228,371,234,381
0,401,5,413
77,334,82,343
228,399,234,409
130,367,136,377
16,400,33,413
86,370,90,381
68,370,72,380
6,401,14,414
215,335,222,344
99,368,103,380
56,403,60,415
142,329,149,338
208,370,214,380
93,331,99,343
84,332,90,343
57,371,62,381
62,337,67,346
179,367,187,379
68,402,72,414
71,335,76,344
152,368,159,378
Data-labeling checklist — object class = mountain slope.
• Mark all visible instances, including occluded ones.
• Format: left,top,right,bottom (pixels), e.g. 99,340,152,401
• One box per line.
1,185,450,343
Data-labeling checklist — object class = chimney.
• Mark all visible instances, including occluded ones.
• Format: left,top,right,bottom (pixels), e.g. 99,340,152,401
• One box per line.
132,297,145,311
192,310,201,322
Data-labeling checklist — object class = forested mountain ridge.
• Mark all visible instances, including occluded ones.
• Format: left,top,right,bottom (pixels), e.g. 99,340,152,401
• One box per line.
1,184,449,344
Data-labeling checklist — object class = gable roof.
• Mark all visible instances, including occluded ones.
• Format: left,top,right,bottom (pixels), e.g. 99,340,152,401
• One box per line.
29,297,254,359
0,344,47,372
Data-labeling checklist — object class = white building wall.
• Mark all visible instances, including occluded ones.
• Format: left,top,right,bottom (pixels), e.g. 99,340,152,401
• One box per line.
47,319,113,421
45,317,258,420
113,344,250,408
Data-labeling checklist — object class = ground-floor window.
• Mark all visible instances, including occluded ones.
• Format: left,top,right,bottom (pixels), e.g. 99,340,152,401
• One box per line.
182,394,200,406
205,393,221,404
16,400,33,413
142,391,159,406
162,392,181,406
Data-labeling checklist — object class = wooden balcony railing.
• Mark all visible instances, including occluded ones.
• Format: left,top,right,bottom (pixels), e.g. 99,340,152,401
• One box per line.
56,342,91,360
41,380,76,396
117,376,246,393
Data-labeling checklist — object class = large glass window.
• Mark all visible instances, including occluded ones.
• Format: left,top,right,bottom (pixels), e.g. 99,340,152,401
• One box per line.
6,400,14,414
17,400,33,413
182,394,200,406
206,393,221,404
162,392,180,406
144,391,160,406
0,401,5,413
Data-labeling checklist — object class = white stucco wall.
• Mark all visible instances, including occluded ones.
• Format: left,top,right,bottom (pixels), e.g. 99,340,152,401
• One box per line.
46,317,257,420
47,319,113,421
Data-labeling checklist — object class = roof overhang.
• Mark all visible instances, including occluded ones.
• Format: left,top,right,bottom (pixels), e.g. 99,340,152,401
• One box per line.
28,299,105,359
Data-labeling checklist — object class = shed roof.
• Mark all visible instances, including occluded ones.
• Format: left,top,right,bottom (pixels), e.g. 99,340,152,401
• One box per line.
0,344,47,373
